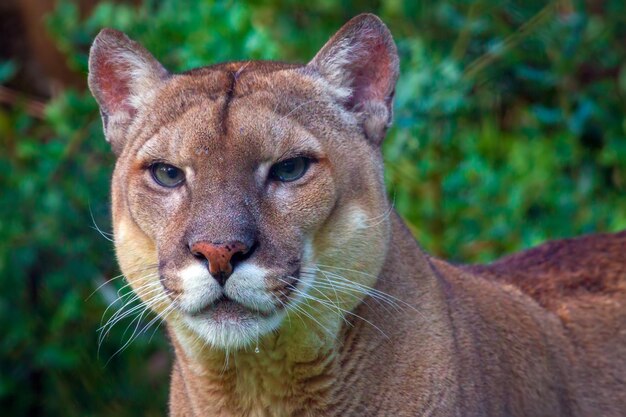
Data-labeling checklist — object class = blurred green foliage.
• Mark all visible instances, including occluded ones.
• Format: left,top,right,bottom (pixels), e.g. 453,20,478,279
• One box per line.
1,0,625,415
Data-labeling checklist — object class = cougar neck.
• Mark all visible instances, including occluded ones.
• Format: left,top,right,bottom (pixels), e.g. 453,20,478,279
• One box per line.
166,211,447,416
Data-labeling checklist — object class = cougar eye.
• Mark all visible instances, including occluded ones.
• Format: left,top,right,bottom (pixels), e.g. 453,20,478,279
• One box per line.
150,163,185,187
269,157,311,182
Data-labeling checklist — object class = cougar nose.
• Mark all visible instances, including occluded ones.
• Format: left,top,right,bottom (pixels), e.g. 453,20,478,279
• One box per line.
190,241,250,285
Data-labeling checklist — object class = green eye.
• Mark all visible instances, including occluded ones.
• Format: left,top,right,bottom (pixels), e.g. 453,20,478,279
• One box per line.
150,163,185,187
269,157,311,182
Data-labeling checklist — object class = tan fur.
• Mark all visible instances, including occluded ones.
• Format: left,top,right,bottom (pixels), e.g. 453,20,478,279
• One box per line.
88,14,626,417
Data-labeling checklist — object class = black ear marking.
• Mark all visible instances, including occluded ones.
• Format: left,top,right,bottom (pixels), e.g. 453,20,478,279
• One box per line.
99,109,109,133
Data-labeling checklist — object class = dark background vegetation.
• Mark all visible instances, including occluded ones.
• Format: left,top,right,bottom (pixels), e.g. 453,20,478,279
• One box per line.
1,0,625,415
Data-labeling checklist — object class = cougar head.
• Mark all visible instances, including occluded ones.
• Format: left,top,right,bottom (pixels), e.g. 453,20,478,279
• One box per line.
89,14,399,351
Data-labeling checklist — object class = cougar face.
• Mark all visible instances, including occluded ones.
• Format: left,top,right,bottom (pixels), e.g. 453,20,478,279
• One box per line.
90,17,398,350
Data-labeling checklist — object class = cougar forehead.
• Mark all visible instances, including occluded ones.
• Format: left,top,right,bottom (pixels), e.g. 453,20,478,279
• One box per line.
124,62,361,161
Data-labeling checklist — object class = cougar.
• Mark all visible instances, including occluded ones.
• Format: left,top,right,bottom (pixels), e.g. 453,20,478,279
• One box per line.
88,13,626,417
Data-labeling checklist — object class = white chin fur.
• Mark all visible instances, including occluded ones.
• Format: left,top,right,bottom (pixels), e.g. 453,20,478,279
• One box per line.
182,309,284,350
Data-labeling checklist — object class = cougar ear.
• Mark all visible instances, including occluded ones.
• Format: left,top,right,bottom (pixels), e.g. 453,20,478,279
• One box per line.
88,29,169,155
307,13,399,146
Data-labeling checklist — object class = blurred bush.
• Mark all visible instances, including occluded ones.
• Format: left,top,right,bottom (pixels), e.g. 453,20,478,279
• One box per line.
1,0,625,415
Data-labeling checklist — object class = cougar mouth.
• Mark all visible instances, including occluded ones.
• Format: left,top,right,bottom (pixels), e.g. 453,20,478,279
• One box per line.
194,296,273,320
185,266,303,322
171,262,310,349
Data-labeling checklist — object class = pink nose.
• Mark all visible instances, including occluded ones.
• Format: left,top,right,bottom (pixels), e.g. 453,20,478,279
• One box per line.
190,241,249,284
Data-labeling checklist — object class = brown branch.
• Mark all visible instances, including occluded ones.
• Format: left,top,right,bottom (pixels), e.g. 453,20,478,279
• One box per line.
463,1,558,80
0,85,47,119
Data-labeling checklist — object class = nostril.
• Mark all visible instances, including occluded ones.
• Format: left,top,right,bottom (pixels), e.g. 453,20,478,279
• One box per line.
231,241,257,266
191,250,205,261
